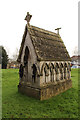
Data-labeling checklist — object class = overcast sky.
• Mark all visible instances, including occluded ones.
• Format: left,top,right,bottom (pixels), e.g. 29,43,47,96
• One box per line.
0,0,79,58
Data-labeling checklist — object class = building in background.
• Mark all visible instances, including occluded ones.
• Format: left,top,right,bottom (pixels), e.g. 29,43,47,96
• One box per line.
7,59,19,69
71,55,80,68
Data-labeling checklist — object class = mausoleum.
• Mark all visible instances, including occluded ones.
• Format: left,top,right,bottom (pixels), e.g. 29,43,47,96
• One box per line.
17,12,72,100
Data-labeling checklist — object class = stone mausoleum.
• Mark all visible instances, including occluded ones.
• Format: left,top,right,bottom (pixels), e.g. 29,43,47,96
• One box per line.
17,12,72,100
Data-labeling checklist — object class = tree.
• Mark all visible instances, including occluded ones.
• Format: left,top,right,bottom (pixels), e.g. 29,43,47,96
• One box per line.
12,48,19,61
0,46,8,69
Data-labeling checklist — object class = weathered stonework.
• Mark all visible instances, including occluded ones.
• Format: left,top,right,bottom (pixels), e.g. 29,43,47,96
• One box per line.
17,12,72,100
18,79,72,100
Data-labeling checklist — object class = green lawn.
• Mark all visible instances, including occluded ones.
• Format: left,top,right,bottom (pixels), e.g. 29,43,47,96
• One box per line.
2,69,78,118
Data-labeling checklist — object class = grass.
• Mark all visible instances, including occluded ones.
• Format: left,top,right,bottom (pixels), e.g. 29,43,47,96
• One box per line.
2,68,78,118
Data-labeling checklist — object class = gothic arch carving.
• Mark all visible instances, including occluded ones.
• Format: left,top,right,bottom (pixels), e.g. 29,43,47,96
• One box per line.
32,64,37,83
35,64,40,76
64,63,67,71
64,63,67,79
50,63,55,82
41,63,45,75
50,63,54,74
59,63,64,80
60,63,63,73
44,63,49,76
55,63,59,74
41,63,50,76
67,62,71,79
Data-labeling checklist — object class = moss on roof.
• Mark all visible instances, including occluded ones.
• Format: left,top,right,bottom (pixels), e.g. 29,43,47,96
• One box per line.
17,24,71,62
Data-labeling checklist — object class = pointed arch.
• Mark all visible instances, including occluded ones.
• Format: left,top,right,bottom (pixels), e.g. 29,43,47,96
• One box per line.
64,62,67,68
24,46,29,66
55,63,59,74
40,63,45,75
60,63,63,73
19,64,24,78
45,63,49,69
64,62,67,79
50,63,54,74
32,64,37,83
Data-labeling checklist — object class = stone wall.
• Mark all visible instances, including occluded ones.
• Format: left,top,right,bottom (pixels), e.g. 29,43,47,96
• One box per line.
40,79,72,100
19,31,40,86
18,79,72,100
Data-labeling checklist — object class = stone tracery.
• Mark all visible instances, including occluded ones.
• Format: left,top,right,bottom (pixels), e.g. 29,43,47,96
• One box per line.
39,62,71,84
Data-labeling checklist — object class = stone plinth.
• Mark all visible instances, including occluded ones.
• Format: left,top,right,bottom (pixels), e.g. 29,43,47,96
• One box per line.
18,79,72,100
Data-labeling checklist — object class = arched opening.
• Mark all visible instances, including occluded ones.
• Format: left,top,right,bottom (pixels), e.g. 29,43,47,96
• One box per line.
50,63,54,82
64,63,67,79
24,46,29,66
44,63,49,83
32,64,37,83
19,64,24,79
55,63,59,81
40,63,45,76
60,63,63,80
67,63,71,79
23,46,29,81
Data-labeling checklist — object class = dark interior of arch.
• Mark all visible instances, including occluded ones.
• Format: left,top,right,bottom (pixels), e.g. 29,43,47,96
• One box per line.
64,63,67,67
51,63,54,69
32,64,37,82
45,63,49,69
61,63,63,67
19,64,24,78
24,46,29,65
56,63,59,68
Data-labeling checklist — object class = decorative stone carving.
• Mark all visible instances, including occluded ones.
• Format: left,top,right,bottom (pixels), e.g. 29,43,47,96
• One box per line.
25,12,32,24
50,63,54,82
32,64,37,83
60,63,63,80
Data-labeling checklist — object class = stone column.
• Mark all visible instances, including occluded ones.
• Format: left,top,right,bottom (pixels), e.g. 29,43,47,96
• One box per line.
52,70,54,82
66,68,67,79
48,70,50,83
56,68,60,81
62,68,64,80
54,70,56,82
58,69,60,81
50,67,54,82
68,70,71,79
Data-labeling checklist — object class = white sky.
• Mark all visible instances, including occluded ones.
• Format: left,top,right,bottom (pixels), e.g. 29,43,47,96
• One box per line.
0,0,79,58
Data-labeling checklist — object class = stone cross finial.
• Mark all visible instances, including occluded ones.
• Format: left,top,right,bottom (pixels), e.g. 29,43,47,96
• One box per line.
25,12,32,25
55,28,61,34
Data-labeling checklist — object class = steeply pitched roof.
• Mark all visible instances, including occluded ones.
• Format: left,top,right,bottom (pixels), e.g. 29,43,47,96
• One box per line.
17,24,71,62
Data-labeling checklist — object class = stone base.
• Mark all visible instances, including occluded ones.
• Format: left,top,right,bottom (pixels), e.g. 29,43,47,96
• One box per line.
18,79,72,100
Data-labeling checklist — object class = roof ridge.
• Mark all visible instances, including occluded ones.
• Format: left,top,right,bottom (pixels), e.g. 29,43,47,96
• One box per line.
28,25,60,37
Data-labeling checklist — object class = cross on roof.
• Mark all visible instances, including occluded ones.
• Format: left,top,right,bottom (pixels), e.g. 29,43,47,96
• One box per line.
25,12,32,23
55,28,61,34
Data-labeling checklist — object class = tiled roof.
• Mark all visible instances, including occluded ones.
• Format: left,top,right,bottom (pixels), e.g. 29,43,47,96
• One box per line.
17,24,71,62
